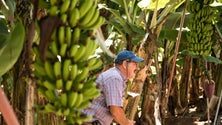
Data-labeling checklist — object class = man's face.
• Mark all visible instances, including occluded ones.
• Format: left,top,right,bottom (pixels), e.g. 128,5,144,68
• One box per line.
126,61,139,79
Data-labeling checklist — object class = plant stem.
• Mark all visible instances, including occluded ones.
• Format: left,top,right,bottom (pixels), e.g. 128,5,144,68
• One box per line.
0,87,19,125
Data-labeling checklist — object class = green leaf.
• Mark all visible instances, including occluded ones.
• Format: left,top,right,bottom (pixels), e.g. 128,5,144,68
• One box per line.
180,50,199,58
205,56,222,64
0,21,25,76
128,22,145,35
1,0,15,22
159,29,178,41
0,19,9,54
101,6,133,34
111,0,124,7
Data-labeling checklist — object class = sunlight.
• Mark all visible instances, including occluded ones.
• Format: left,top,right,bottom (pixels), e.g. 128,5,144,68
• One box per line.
189,106,197,113
194,120,212,125
210,1,222,6
0,15,5,19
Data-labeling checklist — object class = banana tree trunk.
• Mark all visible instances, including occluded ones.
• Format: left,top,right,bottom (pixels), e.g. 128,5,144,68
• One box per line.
180,55,192,107
125,61,150,120
214,52,222,96
125,19,163,124
189,58,201,104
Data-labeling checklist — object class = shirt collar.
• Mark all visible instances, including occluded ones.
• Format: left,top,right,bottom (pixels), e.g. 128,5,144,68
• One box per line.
114,67,127,82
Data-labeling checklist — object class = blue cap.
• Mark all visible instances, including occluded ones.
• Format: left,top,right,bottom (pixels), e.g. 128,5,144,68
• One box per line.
114,50,144,63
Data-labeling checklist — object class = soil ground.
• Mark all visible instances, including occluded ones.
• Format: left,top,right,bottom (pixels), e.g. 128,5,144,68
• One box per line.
165,98,222,125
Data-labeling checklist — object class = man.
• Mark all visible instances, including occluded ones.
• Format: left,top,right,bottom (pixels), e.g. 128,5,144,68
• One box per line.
83,50,144,125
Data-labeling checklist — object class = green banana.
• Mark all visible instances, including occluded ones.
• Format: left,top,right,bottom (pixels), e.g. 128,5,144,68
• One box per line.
49,0,57,6
53,61,62,79
87,57,97,67
48,5,59,16
58,26,65,45
69,8,80,27
203,49,211,56
60,0,70,14
74,115,84,125
56,79,63,90
46,50,57,59
77,100,91,109
68,92,78,108
33,62,47,76
79,0,94,19
69,44,79,57
60,93,68,106
56,108,63,116
83,87,100,101
86,16,105,30
82,81,98,97
33,46,43,64
50,40,58,56
82,116,93,124
45,90,59,102
76,83,84,90
65,80,73,91
69,0,78,11
80,9,99,29
79,4,96,27
63,108,70,116
44,61,55,80
88,59,103,71
73,45,86,62
70,64,78,80
74,67,89,83
83,38,98,58
44,103,57,113
59,43,68,57
90,39,99,54
43,80,56,90
73,93,83,108
72,28,80,44
65,26,72,47
60,13,68,24
82,80,96,93
80,38,92,60
62,59,71,81
67,116,75,124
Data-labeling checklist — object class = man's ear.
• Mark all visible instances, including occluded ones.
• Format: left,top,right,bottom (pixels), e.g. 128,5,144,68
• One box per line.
122,61,128,69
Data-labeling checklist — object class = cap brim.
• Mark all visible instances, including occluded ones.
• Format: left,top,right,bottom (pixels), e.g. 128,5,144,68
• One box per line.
131,56,144,62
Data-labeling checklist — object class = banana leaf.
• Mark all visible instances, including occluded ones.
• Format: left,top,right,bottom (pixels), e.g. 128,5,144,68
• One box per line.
0,21,25,76
0,19,9,54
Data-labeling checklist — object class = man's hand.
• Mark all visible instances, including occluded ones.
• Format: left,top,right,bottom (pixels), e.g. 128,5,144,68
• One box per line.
127,119,135,125
110,106,135,125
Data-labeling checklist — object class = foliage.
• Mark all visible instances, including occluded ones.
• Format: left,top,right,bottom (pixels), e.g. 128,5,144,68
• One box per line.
0,0,25,77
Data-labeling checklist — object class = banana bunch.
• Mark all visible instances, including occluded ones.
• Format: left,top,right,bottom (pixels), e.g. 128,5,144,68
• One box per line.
186,0,216,56
47,0,105,29
33,0,105,124
78,0,106,30
203,0,214,5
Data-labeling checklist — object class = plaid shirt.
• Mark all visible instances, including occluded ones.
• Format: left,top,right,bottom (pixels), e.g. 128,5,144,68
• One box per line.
82,67,126,125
